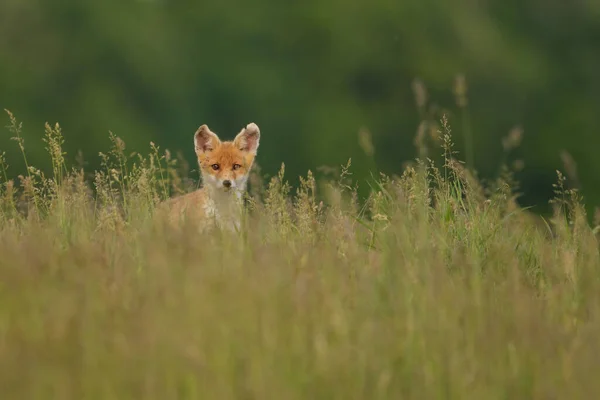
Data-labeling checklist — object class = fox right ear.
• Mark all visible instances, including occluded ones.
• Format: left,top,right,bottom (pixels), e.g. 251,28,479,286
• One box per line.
233,122,261,155
194,125,220,155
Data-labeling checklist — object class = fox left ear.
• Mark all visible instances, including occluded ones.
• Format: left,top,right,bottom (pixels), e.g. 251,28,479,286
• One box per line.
234,123,260,154
194,124,220,156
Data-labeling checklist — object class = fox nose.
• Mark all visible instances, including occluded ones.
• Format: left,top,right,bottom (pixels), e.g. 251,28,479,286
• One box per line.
223,180,232,188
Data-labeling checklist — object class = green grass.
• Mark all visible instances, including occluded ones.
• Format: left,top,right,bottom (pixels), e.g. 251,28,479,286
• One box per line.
1,109,600,399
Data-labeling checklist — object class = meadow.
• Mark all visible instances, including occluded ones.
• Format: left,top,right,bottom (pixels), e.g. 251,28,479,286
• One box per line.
1,109,600,399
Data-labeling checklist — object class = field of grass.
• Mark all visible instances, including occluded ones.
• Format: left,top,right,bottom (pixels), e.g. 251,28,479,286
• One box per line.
1,110,600,399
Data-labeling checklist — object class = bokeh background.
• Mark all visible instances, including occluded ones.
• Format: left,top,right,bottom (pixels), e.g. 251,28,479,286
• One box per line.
1,0,599,215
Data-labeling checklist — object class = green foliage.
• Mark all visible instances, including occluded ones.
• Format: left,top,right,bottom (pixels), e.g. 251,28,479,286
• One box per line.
1,114,600,397
1,0,600,214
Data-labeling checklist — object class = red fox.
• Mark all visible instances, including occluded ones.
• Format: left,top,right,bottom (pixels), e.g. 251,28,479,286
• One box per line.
163,122,260,231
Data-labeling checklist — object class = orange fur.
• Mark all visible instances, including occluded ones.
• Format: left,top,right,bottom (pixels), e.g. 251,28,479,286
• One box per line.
163,122,260,231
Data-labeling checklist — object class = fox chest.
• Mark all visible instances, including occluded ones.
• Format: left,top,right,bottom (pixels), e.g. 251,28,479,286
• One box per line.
203,195,242,231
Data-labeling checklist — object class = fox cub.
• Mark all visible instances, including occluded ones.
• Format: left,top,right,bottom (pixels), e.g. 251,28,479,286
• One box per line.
164,122,260,231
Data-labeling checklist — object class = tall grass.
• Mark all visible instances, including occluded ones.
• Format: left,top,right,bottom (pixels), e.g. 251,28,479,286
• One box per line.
1,108,600,399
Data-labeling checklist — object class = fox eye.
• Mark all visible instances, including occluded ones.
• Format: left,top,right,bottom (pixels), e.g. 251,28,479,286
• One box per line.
211,164,220,171
232,163,242,170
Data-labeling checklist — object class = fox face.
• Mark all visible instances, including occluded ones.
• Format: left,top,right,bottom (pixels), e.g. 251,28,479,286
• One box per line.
194,123,260,194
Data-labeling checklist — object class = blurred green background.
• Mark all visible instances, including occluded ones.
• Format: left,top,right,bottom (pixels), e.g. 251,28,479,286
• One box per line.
1,0,599,214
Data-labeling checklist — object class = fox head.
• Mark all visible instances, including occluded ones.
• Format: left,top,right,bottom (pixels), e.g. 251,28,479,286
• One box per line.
194,122,260,193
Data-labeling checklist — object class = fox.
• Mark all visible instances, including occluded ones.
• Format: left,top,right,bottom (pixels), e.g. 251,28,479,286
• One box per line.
163,122,261,232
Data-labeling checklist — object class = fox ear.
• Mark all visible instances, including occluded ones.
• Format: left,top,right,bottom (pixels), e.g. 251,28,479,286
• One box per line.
194,124,220,155
234,122,260,154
